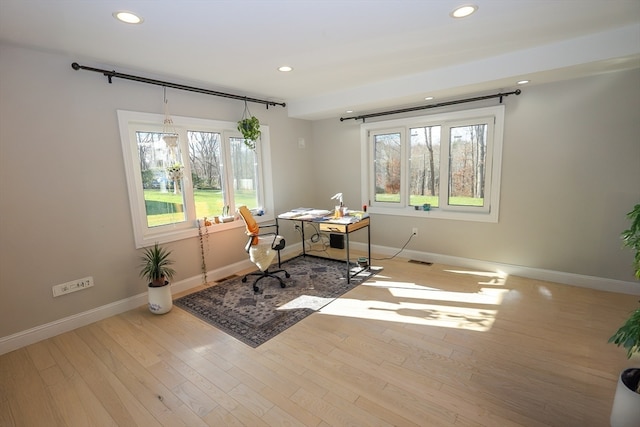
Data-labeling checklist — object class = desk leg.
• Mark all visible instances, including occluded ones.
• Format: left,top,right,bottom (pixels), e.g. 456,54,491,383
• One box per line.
367,223,371,267
275,218,282,267
345,231,351,284
301,221,306,257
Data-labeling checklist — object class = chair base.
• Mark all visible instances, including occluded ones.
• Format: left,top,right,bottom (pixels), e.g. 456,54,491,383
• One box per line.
242,267,290,293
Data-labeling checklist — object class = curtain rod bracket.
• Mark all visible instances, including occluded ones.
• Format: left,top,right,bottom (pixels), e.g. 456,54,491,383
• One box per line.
71,62,286,108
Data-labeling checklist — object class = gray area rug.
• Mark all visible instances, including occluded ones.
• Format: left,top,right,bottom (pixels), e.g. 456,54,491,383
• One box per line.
174,256,378,347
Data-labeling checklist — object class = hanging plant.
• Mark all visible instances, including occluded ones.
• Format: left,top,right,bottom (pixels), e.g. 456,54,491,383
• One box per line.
166,163,184,180
237,100,261,150
166,163,184,194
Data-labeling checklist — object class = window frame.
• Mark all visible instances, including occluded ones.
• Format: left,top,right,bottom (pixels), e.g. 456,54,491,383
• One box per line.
117,110,275,248
360,105,504,223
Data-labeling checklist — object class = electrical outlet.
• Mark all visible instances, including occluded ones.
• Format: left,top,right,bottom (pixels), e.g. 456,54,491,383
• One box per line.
412,227,418,236
52,276,94,297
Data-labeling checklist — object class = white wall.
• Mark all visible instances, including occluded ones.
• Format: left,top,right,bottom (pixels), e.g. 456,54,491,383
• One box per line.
0,43,314,338
311,68,640,283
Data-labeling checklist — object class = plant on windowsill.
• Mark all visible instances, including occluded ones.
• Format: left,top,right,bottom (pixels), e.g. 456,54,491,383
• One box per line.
609,203,640,427
140,242,176,314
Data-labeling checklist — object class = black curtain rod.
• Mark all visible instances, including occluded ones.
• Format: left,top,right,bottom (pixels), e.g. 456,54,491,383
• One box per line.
71,62,286,109
340,89,521,122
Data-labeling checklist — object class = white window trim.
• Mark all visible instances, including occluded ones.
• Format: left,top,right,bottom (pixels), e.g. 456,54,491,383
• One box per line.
360,105,504,223
117,110,275,248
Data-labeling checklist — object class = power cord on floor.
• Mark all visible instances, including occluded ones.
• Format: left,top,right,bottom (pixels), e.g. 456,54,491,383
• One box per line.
295,223,331,256
372,231,416,261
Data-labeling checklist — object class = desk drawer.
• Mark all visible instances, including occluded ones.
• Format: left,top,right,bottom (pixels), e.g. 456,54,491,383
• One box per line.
319,217,369,234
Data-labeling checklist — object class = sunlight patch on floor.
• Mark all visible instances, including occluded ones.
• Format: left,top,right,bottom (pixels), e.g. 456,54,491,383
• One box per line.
277,295,333,311
388,285,508,305
444,269,508,286
320,270,510,331
320,296,500,331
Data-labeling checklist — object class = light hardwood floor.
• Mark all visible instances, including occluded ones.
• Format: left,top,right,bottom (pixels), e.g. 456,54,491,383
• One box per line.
1,252,638,426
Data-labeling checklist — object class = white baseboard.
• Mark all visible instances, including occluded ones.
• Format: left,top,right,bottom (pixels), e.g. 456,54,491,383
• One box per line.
2,243,637,356
0,258,255,356
355,242,640,296
0,294,148,356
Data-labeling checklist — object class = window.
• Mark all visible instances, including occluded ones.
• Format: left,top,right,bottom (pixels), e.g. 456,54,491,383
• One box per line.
361,105,504,222
117,110,274,248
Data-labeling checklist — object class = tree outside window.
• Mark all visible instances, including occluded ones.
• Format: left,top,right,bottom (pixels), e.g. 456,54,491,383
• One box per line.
363,105,503,222
118,110,272,248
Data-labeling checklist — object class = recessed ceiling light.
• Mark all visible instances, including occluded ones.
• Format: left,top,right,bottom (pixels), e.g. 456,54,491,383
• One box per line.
425,96,434,101
346,110,354,113
517,80,530,85
278,66,293,72
451,4,478,18
113,11,143,24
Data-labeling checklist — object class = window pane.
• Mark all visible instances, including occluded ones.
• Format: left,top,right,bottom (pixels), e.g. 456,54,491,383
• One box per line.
374,132,401,203
230,137,260,210
188,131,224,219
409,126,440,208
448,124,487,207
136,131,186,227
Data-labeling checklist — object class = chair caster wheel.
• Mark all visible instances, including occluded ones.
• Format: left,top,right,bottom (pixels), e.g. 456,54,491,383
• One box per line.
280,282,286,288
242,277,247,283
285,273,291,278
253,285,259,292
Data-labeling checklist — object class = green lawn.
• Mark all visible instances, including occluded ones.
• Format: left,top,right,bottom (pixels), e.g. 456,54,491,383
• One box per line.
375,193,484,207
143,189,257,227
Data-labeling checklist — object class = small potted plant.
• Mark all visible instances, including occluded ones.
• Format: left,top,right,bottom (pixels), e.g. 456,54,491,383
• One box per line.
140,242,176,314
609,204,640,427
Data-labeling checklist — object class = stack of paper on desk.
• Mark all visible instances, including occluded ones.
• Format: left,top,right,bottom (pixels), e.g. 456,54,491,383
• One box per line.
326,216,360,224
278,209,332,219
307,209,332,216
348,210,369,219
278,211,302,219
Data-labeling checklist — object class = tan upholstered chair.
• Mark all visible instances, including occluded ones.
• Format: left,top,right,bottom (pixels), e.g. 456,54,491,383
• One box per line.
237,206,290,292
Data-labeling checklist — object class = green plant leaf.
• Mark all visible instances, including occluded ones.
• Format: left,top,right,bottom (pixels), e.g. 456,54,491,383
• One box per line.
237,116,261,149
139,242,176,283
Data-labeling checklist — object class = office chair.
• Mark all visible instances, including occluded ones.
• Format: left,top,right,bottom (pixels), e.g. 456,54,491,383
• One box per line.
237,205,290,293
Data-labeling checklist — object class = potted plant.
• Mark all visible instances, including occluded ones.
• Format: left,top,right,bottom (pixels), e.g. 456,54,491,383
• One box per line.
166,163,183,194
237,101,261,150
140,242,176,314
609,204,640,427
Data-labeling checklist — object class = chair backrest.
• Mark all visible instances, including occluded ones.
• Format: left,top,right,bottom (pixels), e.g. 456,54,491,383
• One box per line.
238,205,260,246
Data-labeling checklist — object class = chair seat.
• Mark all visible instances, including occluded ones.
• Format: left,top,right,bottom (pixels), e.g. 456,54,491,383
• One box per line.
237,205,289,293
249,242,278,271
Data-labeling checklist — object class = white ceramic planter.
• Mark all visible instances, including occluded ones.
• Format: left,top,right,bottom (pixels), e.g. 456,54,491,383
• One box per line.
148,283,173,314
610,368,640,427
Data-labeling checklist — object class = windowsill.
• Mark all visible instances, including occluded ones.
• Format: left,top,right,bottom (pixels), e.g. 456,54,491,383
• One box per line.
200,213,276,231
135,213,276,248
367,206,498,223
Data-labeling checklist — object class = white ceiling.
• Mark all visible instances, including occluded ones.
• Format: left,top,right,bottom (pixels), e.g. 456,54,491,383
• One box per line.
1,0,639,120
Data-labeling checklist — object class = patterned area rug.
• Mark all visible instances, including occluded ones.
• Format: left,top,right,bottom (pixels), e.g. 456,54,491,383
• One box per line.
174,255,379,347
